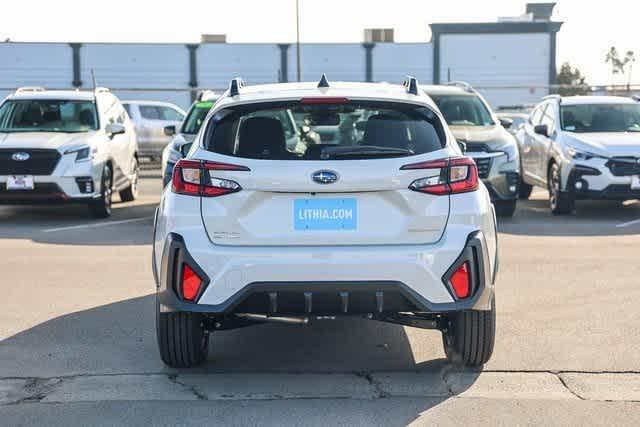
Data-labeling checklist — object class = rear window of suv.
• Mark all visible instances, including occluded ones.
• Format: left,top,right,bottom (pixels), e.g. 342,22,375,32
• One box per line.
204,101,446,160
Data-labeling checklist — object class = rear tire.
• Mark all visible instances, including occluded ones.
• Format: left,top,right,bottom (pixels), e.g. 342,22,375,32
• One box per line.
494,200,517,218
548,163,574,215
88,166,113,218
119,158,139,202
156,300,209,368
443,298,495,367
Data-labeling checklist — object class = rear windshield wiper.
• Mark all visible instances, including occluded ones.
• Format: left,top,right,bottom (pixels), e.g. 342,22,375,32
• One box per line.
320,145,414,159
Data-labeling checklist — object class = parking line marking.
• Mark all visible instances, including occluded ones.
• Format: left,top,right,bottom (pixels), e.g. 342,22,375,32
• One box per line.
616,218,640,228
43,217,152,233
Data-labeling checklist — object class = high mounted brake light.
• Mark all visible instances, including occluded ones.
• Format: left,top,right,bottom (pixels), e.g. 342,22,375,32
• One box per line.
171,159,249,197
402,157,479,195
300,97,349,105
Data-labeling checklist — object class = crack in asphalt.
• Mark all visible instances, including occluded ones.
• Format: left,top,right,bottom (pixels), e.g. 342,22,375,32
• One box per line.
554,372,586,401
168,374,208,401
2,369,640,406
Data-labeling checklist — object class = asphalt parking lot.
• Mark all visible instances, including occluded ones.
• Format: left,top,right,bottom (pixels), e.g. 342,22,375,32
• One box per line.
1,172,640,426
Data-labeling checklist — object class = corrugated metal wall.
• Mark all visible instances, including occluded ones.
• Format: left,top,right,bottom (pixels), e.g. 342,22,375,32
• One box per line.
287,44,365,82
439,33,551,106
0,43,72,101
81,43,192,108
0,37,553,109
198,44,281,88
372,43,433,84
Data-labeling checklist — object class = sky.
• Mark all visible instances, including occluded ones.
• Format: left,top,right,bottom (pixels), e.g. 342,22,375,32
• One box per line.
0,0,636,85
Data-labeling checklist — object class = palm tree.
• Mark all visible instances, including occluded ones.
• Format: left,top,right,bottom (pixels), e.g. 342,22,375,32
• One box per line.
605,47,636,91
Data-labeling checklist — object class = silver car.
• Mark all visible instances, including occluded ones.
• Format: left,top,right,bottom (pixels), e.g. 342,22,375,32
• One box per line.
122,100,185,160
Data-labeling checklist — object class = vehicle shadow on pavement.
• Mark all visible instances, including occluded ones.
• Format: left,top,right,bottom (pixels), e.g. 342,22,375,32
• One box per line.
0,294,480,420
498,195,640,237
0,201,157,246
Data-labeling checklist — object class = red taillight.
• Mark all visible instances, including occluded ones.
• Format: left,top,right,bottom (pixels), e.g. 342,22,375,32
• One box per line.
450,261,470,299
181,264,202,301
300,97,350,105
403,157,479,195
172,159,248,197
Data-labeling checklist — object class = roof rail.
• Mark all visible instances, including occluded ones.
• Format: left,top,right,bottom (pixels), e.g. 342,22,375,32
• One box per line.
228,77,245,97
94,87,110,94
15,86,45,94
318,74,330,88
542,94,562,104
403,76,419,95
446,81,474,92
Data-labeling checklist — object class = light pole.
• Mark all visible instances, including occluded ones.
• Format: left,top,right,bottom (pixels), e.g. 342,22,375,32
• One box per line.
296,0,301,82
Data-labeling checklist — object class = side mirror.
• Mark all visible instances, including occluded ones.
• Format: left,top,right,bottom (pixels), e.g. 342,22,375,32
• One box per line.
105,122,125,137
179,143,193,157
164,125,176,137
457,141,467,153
534,124,549,137
499,117,513,129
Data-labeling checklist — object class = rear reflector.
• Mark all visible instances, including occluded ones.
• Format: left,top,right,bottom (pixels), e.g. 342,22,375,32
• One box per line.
181,264,202,301
300,97,350,105
450,261,470,299
172,159,247,197
404,157,479,195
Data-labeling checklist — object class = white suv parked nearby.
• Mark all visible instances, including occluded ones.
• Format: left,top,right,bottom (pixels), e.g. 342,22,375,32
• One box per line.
152,77,498,368
0,87,139,217
516,95,640,214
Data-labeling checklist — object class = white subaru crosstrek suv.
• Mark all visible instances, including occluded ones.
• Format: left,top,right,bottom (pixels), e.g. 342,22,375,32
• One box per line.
0,87,139,217
152,77,498,368
516,95,640,214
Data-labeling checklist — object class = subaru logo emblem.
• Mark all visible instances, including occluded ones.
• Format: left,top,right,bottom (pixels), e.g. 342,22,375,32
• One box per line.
11,152,30,162
312,170,338,184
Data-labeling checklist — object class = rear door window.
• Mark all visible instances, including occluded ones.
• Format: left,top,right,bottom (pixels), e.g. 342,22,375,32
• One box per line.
159,107,184,121
139,105,162,120
204,101,446,161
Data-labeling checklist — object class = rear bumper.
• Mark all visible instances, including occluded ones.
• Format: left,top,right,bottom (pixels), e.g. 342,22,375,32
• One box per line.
155,230,495,315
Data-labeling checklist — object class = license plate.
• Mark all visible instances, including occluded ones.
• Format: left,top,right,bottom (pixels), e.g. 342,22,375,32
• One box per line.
632,175,640,190
6,175,34,190
294,198,357,231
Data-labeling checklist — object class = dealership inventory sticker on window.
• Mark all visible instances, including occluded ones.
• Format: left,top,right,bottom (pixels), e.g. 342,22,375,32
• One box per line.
294,198,357,230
